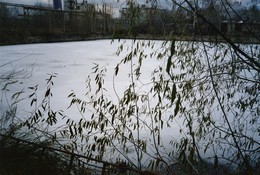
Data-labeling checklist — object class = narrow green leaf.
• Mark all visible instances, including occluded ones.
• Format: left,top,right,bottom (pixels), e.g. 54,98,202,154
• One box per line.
115,64,119,76
45,88,50,97
171,84,177,103
166,56,172,74
170,40,175,56
28,93,35,98
68,92,75,98
69,126,73,136
30,98,36,106
174,95,181,116
92,144,96,151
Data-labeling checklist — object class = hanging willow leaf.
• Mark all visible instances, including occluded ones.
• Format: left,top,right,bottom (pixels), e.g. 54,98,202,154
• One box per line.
174,95,181,117
166,40,176,75
115,64,119,76
30,98,36,106
92,144,96,151
45,88,50,97
170,39,176,56
69,126,73,137
166,56,172,74
28,93,35,98
11,91,24,100
171,84,177,103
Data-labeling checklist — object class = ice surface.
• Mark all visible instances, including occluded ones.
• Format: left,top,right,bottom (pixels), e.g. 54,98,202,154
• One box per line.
1,40,258,169
0,39,180,133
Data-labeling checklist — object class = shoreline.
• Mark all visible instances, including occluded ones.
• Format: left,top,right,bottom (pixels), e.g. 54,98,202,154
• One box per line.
0,34,259,46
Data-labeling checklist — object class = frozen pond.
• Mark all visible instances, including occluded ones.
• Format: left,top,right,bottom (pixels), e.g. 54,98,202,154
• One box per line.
0,40,181,161
0,40,171,120
0,40,259,171
1,40,124,110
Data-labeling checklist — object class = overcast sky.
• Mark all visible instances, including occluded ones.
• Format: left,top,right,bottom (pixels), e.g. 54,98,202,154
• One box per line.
0,0,169,16
0,0,148,6
0,0,258,18
0,0,256,8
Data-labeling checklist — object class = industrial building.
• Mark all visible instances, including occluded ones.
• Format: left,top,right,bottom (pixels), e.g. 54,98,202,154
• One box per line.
53,0,62,10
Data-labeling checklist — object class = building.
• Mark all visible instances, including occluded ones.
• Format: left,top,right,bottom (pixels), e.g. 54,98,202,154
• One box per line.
53,0,62,10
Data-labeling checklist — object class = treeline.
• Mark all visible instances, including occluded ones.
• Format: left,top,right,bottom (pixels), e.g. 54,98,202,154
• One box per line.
114,3,260,42
1,2,260,45
0,4,112,45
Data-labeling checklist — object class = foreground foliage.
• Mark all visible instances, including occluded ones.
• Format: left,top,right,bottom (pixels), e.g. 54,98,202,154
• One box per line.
0,1,259,175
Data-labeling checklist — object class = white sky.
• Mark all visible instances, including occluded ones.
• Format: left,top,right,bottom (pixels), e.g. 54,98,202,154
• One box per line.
0,0,146,6
0,0,164,17
0,0,256,9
